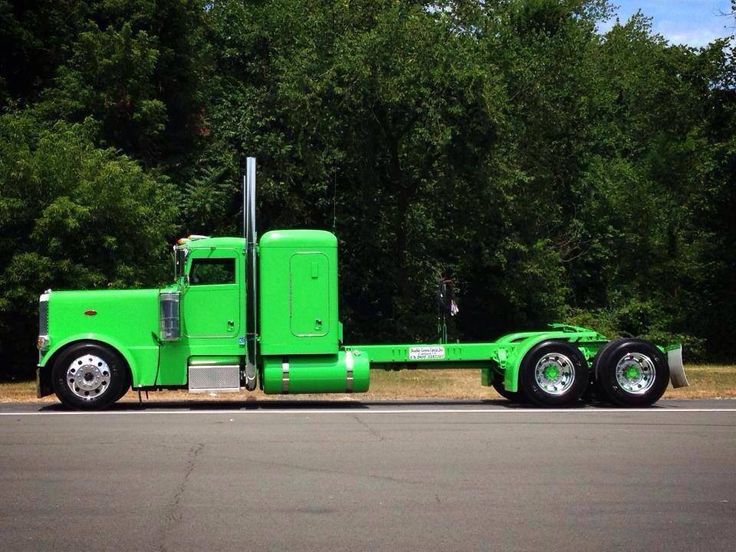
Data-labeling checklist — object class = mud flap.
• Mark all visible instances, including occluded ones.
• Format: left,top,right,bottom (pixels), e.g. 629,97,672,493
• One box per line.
667,345,689,388
36,366,53,398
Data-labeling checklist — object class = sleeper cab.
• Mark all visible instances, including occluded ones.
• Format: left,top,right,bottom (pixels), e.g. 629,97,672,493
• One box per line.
258,229,339,356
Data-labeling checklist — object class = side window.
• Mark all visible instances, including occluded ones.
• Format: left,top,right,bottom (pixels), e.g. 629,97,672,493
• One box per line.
189,258,236,285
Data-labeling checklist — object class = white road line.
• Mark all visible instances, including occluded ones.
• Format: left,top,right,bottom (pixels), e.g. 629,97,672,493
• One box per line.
1,408,736,416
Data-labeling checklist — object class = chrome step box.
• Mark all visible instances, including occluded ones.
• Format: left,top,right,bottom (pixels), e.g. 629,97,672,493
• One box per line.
188,365,241,392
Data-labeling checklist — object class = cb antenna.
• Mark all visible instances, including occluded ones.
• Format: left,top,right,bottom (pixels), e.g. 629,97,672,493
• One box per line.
332,169,337,235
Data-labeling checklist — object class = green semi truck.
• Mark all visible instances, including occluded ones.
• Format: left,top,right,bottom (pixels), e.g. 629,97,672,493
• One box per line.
35,159,688,409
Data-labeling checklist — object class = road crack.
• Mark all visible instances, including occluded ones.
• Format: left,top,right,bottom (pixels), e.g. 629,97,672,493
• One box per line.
159,442,204,552
352,414,385,441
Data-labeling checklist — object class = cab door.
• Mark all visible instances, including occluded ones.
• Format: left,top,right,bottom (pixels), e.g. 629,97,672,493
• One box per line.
182,250,241,345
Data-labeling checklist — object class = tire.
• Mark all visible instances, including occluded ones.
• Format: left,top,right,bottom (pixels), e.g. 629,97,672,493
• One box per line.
113,368,131,402
593,339,669,407
519,340,589,407
51,341,128,410
492,370,526,402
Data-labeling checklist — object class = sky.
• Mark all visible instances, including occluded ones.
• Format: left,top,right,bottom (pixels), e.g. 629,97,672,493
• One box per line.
600,1,734,46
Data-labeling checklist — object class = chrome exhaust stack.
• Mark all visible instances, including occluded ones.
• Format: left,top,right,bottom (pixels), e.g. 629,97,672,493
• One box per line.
244,157,258,391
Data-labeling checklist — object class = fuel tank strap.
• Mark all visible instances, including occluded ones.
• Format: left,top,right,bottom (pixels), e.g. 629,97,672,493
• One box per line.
281,357,289,393
345,350,354,392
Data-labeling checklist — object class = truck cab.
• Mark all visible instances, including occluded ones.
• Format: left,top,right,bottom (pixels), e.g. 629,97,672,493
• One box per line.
36,229,369,409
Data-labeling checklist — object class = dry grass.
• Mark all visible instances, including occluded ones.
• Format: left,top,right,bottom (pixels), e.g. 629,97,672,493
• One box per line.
1,364,734,404
0,381,49,403
662,365,736,399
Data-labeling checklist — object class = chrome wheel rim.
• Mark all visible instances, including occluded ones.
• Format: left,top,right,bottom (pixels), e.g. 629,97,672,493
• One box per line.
534,353,575,395
66,354,111,400
615,352,656,394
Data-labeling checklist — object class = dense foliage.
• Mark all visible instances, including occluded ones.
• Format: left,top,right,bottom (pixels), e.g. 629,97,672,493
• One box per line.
1,0,734,378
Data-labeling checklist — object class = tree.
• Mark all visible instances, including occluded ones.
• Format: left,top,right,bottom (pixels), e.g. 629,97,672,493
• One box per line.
1,0,735,375
0,0,90,105
36,0,210,168
0,112,176,377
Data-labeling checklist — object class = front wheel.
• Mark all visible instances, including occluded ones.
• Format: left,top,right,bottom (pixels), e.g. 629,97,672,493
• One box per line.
594,339,669,407
51,341,128,410
519,341,589,407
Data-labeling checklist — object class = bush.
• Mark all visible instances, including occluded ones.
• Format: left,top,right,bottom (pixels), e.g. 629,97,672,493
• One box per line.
0,112,176,379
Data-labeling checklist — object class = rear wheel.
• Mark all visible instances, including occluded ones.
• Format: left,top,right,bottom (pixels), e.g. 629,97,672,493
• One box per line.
51,342,128,410
520,341,589,407
594,339,669,407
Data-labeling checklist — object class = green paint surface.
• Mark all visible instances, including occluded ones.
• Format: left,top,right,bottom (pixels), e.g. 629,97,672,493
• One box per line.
262,350,369,394
259,230,339,356
39,288,160,386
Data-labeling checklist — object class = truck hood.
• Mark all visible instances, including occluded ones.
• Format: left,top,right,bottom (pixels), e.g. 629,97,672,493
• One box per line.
44,288,162,351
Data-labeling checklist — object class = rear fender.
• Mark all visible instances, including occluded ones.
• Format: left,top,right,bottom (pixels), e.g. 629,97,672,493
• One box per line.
501,332,587,392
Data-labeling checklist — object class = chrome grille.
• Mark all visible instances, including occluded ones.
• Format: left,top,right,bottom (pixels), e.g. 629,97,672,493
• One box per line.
39,296,49,336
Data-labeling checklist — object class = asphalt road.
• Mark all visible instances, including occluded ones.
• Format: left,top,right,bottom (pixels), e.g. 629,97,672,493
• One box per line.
1,400,735,551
